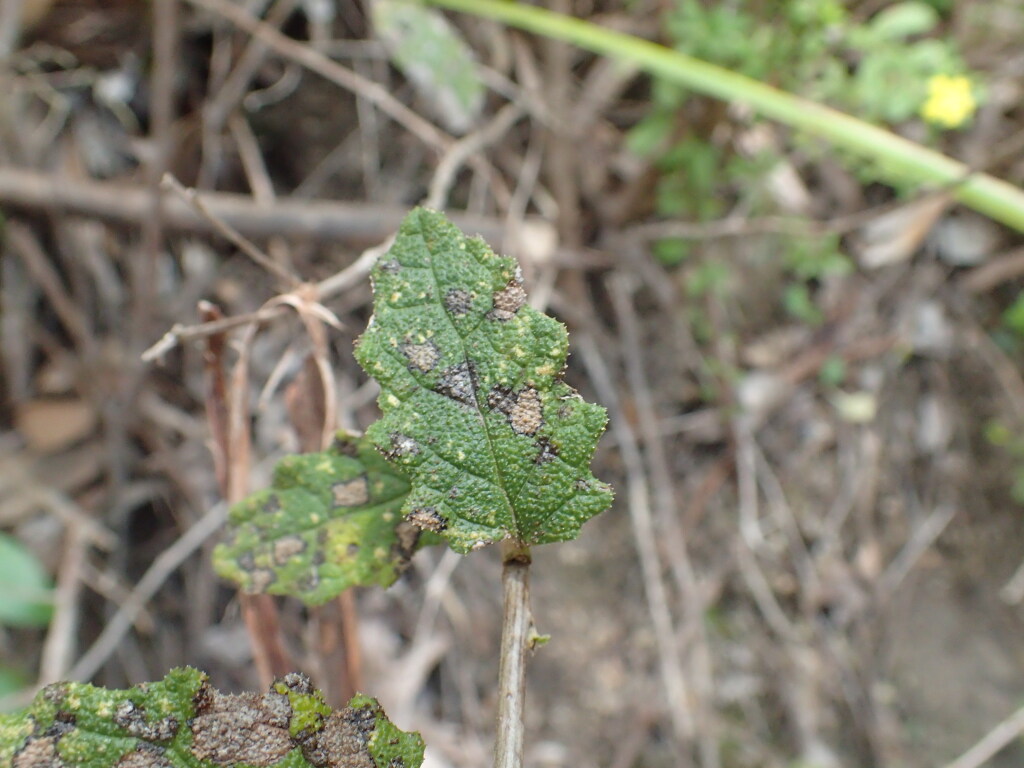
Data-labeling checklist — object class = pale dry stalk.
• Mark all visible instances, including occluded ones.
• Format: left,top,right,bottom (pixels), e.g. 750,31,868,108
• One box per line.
494,541,532,768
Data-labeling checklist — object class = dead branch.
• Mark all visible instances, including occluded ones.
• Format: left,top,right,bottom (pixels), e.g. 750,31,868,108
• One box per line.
0,166,533,245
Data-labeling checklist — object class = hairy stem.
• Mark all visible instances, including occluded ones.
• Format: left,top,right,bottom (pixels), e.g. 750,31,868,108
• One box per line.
495,542,532,768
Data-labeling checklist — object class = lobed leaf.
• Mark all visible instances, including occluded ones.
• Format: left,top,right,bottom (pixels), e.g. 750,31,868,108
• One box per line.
354,208,613,553
213,432,427,605
0,668,424,768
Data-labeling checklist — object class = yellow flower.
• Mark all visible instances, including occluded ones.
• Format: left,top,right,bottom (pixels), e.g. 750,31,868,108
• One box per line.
920,74,976,129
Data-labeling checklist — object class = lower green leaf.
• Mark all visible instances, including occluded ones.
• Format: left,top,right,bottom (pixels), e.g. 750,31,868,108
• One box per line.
213,431,429,606
1,668,425,768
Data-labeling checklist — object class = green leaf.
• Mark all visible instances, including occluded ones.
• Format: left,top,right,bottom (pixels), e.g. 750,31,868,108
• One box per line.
213,432,426,606
0,532,54,628
0,668,424,768
867,2,939,40
354,208,613,553
371,0,485,134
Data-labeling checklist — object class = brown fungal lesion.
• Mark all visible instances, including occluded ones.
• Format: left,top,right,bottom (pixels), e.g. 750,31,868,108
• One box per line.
534,437,559,464
406,506,447,533
487,385,545,436
189,686,294,768
487,268,527,321
433,361,478,406
115,745,174,768
297,706,376,768
384,434,420,461
13,735,62,768
443,288,473,317
508,387,543,436
13,715,76,768
399,339,440,373
331,476,370,507
114,701,179,742
486,384,516,415
247,568,277,593
280,672,315,696
42,684,69,706
272,535,307,566
392,520,422,563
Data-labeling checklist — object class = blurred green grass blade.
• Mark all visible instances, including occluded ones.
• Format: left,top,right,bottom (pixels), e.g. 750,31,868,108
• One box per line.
423,0,1024,234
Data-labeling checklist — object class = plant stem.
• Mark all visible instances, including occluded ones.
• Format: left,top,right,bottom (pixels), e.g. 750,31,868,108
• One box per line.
495,541,532,768
424,0,1024,235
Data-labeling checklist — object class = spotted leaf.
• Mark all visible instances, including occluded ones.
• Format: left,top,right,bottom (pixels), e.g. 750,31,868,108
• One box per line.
0,668,424,768
354,209,614,553
213,432,429,605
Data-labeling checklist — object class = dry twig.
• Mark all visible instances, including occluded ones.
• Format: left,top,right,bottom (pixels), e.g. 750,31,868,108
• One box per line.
575,330,695,756
182,0,452,153
0,167,534,243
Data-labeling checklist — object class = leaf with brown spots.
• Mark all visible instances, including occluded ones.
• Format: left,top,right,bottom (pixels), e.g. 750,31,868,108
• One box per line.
212,431,433,606
0,669,424,768
355,209,614,552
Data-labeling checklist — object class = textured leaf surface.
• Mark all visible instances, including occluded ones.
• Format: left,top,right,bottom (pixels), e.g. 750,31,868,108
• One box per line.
0,668,425,768
355,209,613,553
371,0,484,133
213,432,423,605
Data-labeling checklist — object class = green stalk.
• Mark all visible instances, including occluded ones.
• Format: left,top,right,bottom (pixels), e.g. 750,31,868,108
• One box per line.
424,0,1024,234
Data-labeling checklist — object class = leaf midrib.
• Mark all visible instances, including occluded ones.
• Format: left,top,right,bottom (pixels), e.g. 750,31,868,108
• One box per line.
417,226,520,540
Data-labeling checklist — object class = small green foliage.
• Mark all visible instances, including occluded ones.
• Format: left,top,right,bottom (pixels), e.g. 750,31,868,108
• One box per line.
0,532,54,628
355,208,613,553
685,261,731,300
781,235,850,326
349,694,426,768
627,0,980,255
818,356,847,388
783,235,851,282
782,282,822,325
984,419,1024,506
371,0,485,133
0,668,424,768
213,431,427,605
1003,293,1024,337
